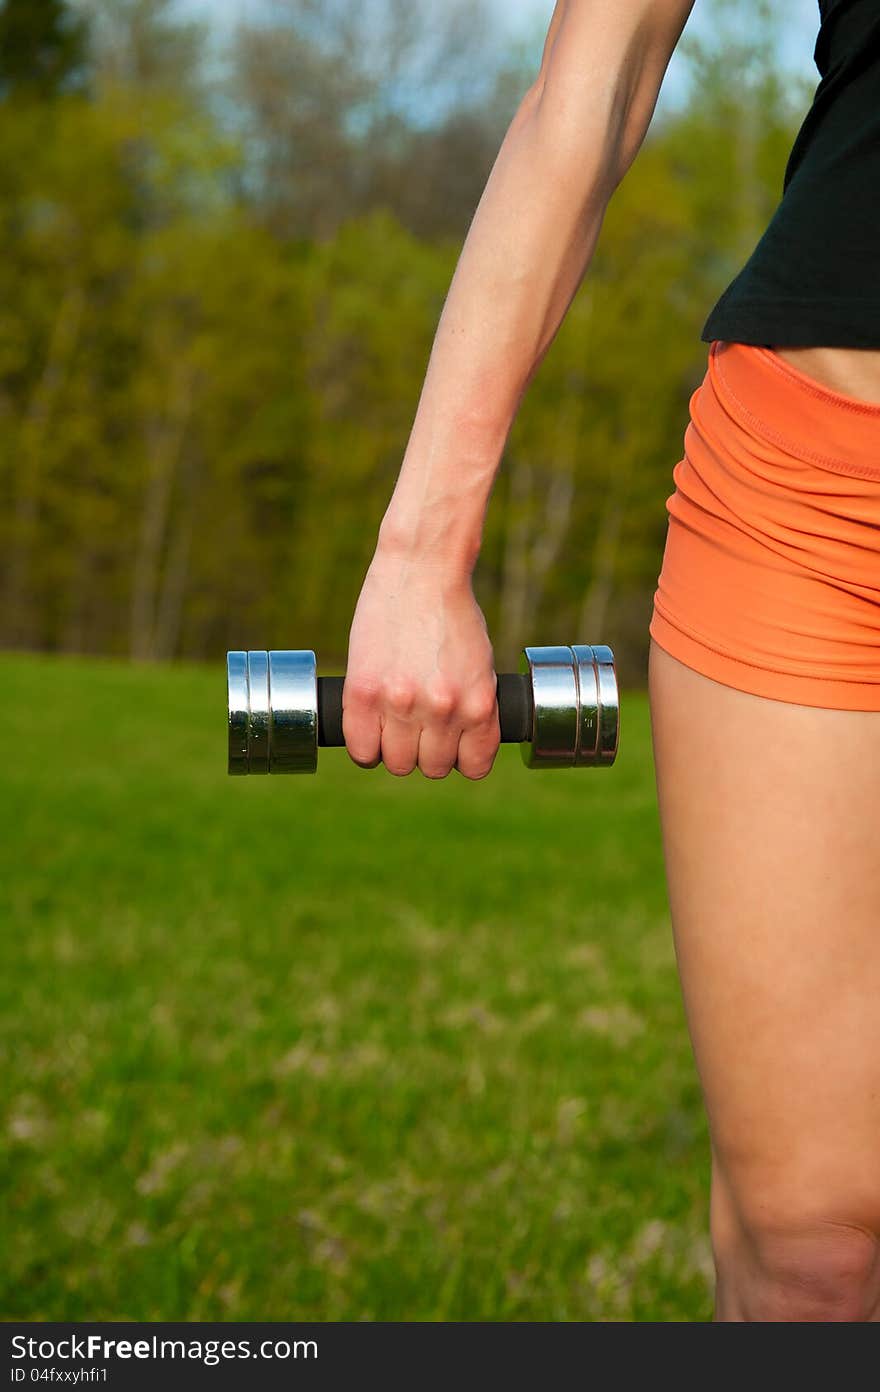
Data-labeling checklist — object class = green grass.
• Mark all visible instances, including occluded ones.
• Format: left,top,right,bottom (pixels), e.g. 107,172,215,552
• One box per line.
0,652,711,1321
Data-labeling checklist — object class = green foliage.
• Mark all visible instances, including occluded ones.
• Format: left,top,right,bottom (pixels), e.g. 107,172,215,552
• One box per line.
0,0,89,98
0,0,810,681
0,651,710,1321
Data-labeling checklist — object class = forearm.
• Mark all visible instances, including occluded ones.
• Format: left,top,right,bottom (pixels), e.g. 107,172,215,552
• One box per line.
376,87,623,579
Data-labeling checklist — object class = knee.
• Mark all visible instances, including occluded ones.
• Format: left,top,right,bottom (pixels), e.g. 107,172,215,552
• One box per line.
712,1189,880,1321
738,1223,879,1321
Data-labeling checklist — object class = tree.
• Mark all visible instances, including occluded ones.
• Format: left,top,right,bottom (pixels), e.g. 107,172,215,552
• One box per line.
0,0,816,677
80,0,205,97
230,0,518,241
0,0,89,98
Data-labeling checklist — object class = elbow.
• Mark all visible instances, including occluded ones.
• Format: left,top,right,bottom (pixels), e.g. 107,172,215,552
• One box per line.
514,79,627,204
520,33,667,198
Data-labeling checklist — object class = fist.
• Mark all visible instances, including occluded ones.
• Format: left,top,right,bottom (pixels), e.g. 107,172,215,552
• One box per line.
342,554,501,780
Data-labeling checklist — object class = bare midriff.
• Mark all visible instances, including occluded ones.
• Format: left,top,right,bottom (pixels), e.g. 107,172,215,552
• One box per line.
768,345,880,406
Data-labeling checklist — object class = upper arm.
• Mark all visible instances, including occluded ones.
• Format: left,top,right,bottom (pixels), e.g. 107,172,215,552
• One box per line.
526,0,698,189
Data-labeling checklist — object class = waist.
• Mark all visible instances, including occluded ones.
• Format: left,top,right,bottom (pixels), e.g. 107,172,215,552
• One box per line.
709,340,880,482
768,345,880,405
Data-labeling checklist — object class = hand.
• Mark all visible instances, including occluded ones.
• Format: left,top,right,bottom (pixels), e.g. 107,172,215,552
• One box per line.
342,549,501,780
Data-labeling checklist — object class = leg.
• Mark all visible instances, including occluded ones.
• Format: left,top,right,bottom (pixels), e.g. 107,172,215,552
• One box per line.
648,637,880,1321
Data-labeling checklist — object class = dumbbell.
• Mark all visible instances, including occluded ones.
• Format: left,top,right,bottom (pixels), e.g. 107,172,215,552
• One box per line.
227,645,618,775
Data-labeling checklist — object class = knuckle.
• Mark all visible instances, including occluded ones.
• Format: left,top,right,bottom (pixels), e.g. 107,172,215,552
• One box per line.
384,678,417,716
424,680,458,720
344,674,380,707
463,688,498,726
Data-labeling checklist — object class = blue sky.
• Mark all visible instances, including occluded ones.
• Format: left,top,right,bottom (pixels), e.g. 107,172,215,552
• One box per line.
181,0,823,120
485,0,822,115
487,0,820,67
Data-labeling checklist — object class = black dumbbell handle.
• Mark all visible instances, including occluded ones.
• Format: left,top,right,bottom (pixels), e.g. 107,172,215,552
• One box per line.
317,673,533,747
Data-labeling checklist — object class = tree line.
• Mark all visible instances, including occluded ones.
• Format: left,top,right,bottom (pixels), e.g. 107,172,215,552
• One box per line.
0,0,814,680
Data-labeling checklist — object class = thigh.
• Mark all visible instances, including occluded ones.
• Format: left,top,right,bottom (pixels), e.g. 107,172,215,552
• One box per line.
647,637,880,1232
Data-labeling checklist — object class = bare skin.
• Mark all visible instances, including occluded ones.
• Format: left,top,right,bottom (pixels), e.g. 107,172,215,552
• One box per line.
342,0,699,782
648,637,880,1320
770,345,880,405
341,0,880,1319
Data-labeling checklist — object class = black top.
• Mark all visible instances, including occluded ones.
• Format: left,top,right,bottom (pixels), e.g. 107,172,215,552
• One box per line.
701,0,880,347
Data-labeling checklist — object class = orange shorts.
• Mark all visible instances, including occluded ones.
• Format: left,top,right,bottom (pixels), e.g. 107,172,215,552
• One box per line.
650,339,880,710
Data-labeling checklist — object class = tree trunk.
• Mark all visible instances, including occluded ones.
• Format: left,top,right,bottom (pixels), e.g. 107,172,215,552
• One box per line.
152,451,199,660
496,383,581,662
577,431,634,643
4,283,86,646
129,365,194,660
496,450,533,665
577,490,624,643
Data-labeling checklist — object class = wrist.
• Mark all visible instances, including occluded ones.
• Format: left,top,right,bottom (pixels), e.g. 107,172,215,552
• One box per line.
379,438,502,575
375,509,481,580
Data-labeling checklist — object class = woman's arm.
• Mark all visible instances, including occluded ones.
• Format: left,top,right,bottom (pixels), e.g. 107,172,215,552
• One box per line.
343,0,696,780
377,0,696,571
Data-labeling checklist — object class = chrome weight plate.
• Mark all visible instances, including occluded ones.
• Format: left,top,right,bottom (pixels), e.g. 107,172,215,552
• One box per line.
518,645,580,768
268,649,318,774
246,650,270,774
227,650,250,775
572,643,618,767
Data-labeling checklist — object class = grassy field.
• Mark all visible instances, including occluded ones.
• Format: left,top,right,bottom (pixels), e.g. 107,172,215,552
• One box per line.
0,652,711,1321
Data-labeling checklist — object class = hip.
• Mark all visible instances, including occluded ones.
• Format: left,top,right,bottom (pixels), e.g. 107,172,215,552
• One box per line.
649,338,880,711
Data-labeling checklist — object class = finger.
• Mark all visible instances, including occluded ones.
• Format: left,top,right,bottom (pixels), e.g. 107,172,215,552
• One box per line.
416,724,462,780
341,678,382,768
455,718,501,781
380,714,421,777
